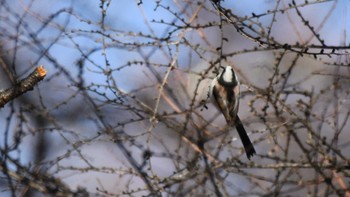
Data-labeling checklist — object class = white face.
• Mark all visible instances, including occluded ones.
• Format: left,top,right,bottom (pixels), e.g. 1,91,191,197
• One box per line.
221,66,236,83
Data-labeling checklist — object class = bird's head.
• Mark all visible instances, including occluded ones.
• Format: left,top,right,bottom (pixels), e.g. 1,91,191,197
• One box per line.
218,65,238,86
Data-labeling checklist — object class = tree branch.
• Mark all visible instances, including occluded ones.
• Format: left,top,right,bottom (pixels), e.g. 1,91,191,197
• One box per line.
0,65,47,108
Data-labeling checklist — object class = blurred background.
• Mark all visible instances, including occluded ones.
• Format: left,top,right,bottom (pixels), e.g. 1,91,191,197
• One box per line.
0,0,350,196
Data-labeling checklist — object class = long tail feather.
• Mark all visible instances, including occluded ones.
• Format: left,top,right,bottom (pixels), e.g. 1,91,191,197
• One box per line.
235,116,256,160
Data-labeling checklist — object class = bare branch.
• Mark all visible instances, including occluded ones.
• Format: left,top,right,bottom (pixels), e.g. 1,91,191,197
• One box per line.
0,65,46,108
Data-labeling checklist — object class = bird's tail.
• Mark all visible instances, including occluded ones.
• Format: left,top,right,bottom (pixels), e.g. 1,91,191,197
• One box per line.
234,116,256,160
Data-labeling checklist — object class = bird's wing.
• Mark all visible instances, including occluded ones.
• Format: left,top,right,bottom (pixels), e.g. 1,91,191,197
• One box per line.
212,84,239,125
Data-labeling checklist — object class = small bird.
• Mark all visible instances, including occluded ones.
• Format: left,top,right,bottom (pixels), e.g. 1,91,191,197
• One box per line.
209,65,256,159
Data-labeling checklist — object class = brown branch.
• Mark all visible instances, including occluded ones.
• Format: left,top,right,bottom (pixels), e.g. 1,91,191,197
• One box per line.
0,154,87,197
332,171,350,197
0,65,47,108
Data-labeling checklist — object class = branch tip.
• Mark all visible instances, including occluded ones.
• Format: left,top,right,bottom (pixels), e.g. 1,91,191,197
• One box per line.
37,65,47,77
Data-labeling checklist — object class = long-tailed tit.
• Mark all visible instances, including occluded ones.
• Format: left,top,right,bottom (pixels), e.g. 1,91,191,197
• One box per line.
209,65,256,159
